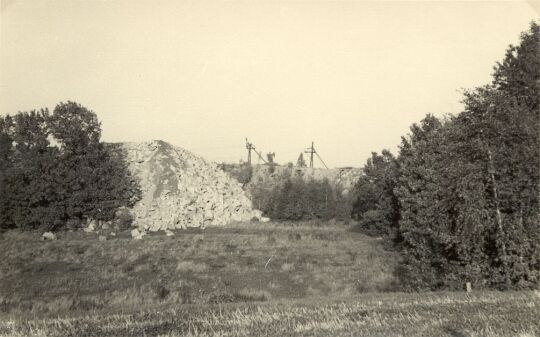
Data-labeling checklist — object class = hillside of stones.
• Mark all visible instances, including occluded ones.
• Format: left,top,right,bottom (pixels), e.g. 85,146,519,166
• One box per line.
116,140,262,238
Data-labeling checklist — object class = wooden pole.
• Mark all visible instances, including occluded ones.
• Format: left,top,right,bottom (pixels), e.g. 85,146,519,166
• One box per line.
310,142,314,168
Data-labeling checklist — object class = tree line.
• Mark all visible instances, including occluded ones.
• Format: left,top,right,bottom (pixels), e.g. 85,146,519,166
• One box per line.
250,171,351,221
0,102,140,230
351,23,539,290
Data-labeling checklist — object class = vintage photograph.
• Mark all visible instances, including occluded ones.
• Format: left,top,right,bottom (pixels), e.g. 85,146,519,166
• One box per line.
0,0,539,336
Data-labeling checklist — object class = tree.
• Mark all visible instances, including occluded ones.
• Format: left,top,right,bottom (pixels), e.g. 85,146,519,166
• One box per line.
261,175,345,221
451,23,540,289
47,102,140,224
266,152,277,173
296,153,307,167
47,101,101,154
352,150,400,239
0,115,15,229
392,23,539,290
394,115,456,289
0,102,140,230
0,109,62,229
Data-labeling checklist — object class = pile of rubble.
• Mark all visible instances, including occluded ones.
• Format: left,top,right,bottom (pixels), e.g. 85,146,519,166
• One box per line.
118,141,263,238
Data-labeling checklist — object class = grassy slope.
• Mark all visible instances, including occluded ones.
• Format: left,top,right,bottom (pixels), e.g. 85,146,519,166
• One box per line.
0,222,538,336
0,222,398,316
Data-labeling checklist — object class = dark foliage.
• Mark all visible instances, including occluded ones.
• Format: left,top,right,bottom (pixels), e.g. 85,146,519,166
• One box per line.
351,150,400,241
0,101,140,230
252,173,351,221
352,23,539,290
219,162,253,186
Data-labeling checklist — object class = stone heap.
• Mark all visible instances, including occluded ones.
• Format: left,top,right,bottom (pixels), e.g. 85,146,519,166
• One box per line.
119,140,261,236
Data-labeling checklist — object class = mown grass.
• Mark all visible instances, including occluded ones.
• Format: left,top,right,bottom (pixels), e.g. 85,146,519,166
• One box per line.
0,291,538,336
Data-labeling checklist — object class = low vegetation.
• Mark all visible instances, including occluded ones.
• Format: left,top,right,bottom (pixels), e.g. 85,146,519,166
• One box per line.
0,222,398,317
250,174,351,221
1,222,538,336
0,290,537,336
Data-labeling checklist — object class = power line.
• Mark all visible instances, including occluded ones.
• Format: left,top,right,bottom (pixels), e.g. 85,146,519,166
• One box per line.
304,142,315,168
245,138,267,164
245,138,327,168
304,141,328,169
315,151,329,169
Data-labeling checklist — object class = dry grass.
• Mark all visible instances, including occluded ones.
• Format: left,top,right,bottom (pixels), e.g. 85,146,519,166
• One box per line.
0,221,538,336
0,221,399,317
0,291,538,336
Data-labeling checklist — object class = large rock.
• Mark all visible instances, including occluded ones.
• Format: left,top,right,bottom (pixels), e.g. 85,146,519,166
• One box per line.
42,232,57,241
117,141,259,234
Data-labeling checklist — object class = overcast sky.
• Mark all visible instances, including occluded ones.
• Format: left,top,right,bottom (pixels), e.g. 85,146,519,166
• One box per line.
1,1,538,167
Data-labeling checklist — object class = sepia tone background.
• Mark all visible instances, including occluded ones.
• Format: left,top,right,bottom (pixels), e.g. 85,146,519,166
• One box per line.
1,0,538,167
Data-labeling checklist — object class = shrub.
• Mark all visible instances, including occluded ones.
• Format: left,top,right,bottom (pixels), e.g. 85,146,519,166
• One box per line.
115,208,134,231
0,102,141,231
219,162,252,186
255,176,350,221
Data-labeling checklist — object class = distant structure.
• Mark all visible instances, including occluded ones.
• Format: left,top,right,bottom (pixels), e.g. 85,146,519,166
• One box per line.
304,141,328,169
245,138,267,165
244,138,328,168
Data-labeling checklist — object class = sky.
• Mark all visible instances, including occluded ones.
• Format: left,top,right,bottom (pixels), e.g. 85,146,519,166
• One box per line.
1,1,538,168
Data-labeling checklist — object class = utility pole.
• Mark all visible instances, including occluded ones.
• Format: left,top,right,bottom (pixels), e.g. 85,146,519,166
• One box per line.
245,138,254,164
304,141,328,169
304,142,315,168
245,138,268,164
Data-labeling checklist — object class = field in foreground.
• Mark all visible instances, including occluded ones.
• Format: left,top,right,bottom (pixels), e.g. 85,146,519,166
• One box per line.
0,221,398,316
0,291,538,337
0,221,538,336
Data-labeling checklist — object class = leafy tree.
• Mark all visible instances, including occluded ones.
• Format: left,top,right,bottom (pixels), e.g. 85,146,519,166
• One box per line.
47,101,101,154
296,153,307,167
493,22,539,111
266,152,277,174
448,23,540,289
47,102,140,224
351,150,400,239
394,115,455,289
261,175,344,221
0,110,62,229
0,115,15,228
0,102,140,230
393,23,539,290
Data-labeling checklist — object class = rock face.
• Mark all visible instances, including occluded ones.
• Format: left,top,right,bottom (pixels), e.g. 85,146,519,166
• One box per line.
119,140,260,233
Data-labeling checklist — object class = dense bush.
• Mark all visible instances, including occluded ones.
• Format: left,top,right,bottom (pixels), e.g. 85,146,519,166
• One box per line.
351,150,400,240
251,172,351,221
219,162,253,186
351,23,539,290
0,102,141,231
114,207,135,231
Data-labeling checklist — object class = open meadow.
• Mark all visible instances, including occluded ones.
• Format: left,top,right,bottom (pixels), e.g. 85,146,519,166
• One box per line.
0,222,538,336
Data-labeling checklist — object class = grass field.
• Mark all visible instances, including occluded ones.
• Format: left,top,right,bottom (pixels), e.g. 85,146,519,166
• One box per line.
0,221,538,336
